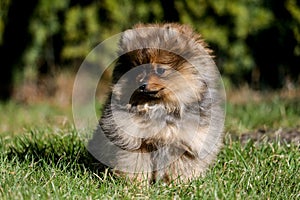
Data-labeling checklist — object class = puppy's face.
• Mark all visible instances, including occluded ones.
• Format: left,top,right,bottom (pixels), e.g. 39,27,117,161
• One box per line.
112,48,203,110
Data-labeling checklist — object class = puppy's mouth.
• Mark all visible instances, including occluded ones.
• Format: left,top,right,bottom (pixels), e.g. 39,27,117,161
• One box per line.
139,88,163,97
129,88,164,107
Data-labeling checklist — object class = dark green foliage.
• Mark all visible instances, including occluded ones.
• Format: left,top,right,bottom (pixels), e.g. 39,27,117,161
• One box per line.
0,0,39,100
0,0,300,100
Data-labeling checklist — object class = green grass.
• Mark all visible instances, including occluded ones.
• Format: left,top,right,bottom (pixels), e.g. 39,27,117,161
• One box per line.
0,128,299,199
0,102,72,136
226,97,300,133
0,96,299,199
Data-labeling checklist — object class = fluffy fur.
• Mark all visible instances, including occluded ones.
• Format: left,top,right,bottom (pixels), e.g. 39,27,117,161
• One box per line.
88,23,225,184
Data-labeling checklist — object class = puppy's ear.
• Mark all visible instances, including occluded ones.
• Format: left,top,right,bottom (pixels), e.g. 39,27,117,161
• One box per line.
119,29,136,52
119,25,159,53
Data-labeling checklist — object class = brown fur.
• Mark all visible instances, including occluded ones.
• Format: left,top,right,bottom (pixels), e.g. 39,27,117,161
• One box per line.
88,23,225,184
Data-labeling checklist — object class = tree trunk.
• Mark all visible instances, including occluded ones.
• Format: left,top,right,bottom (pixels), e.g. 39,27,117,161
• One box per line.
0,0,38,101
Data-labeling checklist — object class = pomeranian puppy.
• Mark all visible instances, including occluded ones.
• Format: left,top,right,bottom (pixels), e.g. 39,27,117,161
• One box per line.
88,23,225,184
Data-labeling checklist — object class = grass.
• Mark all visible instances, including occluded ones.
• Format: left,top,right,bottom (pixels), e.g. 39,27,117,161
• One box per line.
226,97,300,133
0,89,299,199
0,101,72,136
1,128,299,199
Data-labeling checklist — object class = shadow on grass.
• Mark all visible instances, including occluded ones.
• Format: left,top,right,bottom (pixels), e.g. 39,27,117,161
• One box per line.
5,129,107,175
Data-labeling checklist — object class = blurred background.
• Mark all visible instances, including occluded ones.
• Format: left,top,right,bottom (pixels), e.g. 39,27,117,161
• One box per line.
0,0,299,136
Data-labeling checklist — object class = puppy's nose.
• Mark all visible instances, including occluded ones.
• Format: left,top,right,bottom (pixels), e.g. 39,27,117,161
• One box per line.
139,83,147,92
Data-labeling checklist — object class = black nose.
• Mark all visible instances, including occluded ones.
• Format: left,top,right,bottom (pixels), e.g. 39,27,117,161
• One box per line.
139,83,147,92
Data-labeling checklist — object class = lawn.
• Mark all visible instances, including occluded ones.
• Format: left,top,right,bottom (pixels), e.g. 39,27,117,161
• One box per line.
0,89,299,199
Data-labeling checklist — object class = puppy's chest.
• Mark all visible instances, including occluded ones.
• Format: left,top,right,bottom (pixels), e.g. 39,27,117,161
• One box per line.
112,101,201,139
127,104,180,136
132,103,179,123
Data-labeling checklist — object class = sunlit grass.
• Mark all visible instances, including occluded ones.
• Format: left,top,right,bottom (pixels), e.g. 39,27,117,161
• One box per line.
0,88,299,199
1,93,299,136
0,129,299,199
226,97,300,133
0,102,72,136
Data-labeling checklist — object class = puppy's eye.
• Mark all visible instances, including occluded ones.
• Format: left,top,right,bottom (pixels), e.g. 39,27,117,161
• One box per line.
155,67,166,75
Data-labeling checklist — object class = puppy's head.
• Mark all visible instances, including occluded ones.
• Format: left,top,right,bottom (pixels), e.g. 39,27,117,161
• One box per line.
111,24,213,111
